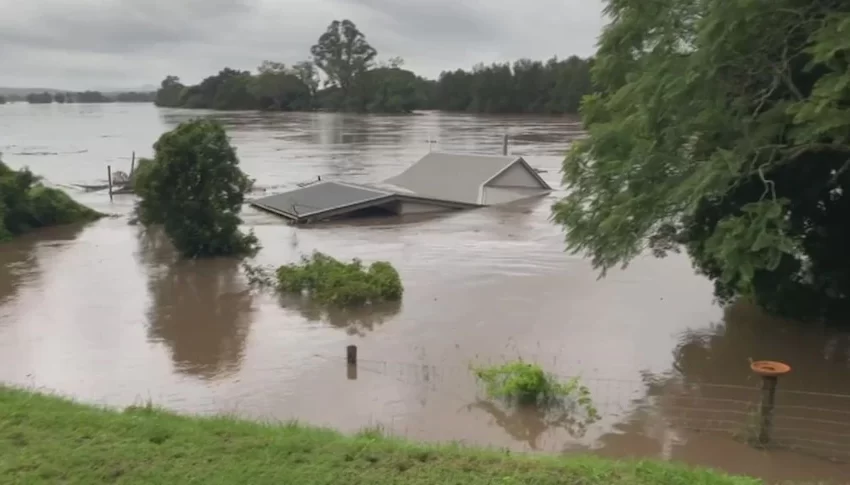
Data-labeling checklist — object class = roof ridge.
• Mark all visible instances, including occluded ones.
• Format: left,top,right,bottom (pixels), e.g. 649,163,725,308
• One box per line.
428,151,519,159
333,180,393,195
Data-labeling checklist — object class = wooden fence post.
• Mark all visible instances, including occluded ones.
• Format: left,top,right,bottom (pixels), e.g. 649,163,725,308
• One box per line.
750,360,791,446
107,165,113,201
346,345,358,380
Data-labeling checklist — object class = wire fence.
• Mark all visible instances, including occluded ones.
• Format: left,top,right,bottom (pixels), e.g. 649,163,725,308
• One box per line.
317,349,850,465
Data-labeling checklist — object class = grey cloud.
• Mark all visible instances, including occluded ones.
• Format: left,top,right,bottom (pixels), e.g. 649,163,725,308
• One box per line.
338,0,501,45
332,0,603,75
0,0,258,55
0,0,604,90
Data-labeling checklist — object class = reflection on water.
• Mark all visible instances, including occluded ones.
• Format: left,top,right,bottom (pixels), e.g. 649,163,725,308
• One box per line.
0,104,849,483
468,399,595,450
572,302,850,482
139,229,255,379
674,303,850,393
279,294,402,337
0,224,88,310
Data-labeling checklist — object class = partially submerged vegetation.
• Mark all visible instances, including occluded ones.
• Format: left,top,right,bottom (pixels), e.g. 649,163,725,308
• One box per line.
133,120,258,258
473,360,601,438
474,361,593,409
246,252,403,307
0,157,101,241
0,386,763,484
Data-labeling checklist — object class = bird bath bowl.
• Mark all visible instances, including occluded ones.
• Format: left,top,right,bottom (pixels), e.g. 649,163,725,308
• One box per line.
750,360,791,377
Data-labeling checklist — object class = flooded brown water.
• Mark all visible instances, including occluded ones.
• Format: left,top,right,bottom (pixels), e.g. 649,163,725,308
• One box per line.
1,103,850,483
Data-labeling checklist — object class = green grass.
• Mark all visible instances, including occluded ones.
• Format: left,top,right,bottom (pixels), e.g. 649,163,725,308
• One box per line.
0,386,763,484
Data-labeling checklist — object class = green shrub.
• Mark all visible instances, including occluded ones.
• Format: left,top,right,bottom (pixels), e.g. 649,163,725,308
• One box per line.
0,157,101,241
473,361,599,418
28,186,101,226
275,251,403,307
129,157,154,191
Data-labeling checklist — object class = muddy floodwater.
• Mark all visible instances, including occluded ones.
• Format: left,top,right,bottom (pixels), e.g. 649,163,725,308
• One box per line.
1,103,850,483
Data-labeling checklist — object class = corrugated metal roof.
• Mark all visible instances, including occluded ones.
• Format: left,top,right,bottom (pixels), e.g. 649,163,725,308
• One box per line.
251,181,390,218
250,152,552,223
385,152,519,204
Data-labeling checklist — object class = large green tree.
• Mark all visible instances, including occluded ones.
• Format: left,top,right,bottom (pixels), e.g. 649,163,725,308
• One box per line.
134,120,258,258
553,0,850,320
155,76,185,107
310,19,377,108
292,61,320,99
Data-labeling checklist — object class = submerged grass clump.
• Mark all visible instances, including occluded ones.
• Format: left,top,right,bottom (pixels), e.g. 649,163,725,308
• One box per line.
473,360,600,419
275,251,403,306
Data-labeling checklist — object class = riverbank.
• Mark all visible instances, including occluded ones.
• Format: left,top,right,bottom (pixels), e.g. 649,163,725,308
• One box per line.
0,386,762,484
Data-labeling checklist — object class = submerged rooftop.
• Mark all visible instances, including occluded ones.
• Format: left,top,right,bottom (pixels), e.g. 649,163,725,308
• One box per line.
250,152,552,223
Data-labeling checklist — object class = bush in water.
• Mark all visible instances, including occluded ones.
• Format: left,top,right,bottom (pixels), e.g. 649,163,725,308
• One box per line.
133,120,259,258
472,360,599,418
0,157,101,241
275,251,403,306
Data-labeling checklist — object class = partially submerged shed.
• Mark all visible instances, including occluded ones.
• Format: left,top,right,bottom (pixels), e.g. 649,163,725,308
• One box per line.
250,152,552,223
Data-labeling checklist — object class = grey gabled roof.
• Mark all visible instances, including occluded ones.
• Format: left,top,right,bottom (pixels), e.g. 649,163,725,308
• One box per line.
385,152,525,205
250,151,552,223
250,181,391,219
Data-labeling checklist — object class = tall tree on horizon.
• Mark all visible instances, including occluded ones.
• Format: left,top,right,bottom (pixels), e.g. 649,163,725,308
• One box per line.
310,19,377,107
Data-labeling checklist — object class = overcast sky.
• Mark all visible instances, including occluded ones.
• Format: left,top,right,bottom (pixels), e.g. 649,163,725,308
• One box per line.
0,0,606,91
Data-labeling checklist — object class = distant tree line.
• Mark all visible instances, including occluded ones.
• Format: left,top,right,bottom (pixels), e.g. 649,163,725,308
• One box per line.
156,19,592,115
20,91,155,104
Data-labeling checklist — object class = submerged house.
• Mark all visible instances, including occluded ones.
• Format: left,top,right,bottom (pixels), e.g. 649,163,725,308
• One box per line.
249,152,552,223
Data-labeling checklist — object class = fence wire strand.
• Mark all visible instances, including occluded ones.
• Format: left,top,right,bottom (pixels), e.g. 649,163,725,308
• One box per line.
303,352,850,464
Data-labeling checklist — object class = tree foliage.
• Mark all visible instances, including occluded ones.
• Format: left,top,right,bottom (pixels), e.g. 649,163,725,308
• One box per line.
133,120,258,258
250,61,312,111
553,0,850,319
435,57,592,114
0,157,101,241
275,252,403,307
21,90,154,104
155,76,185,107
153,20,592,115
26,92,53,104
310,20,377,103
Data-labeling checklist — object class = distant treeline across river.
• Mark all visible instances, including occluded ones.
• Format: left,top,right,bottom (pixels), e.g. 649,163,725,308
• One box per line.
0,91,155,105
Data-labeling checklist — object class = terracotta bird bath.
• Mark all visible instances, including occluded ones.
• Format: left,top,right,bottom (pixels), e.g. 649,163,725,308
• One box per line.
750,360,791,378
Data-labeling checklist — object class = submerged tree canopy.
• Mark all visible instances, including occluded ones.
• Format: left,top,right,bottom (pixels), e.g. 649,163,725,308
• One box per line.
553,0,850,320
0,157,101,241
133,119,258,258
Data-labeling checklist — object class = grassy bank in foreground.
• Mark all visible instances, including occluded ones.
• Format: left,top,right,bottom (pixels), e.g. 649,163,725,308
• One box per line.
0,387,761,485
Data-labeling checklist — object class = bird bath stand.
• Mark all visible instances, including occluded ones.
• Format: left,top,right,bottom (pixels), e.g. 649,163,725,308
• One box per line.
750,360,791,446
